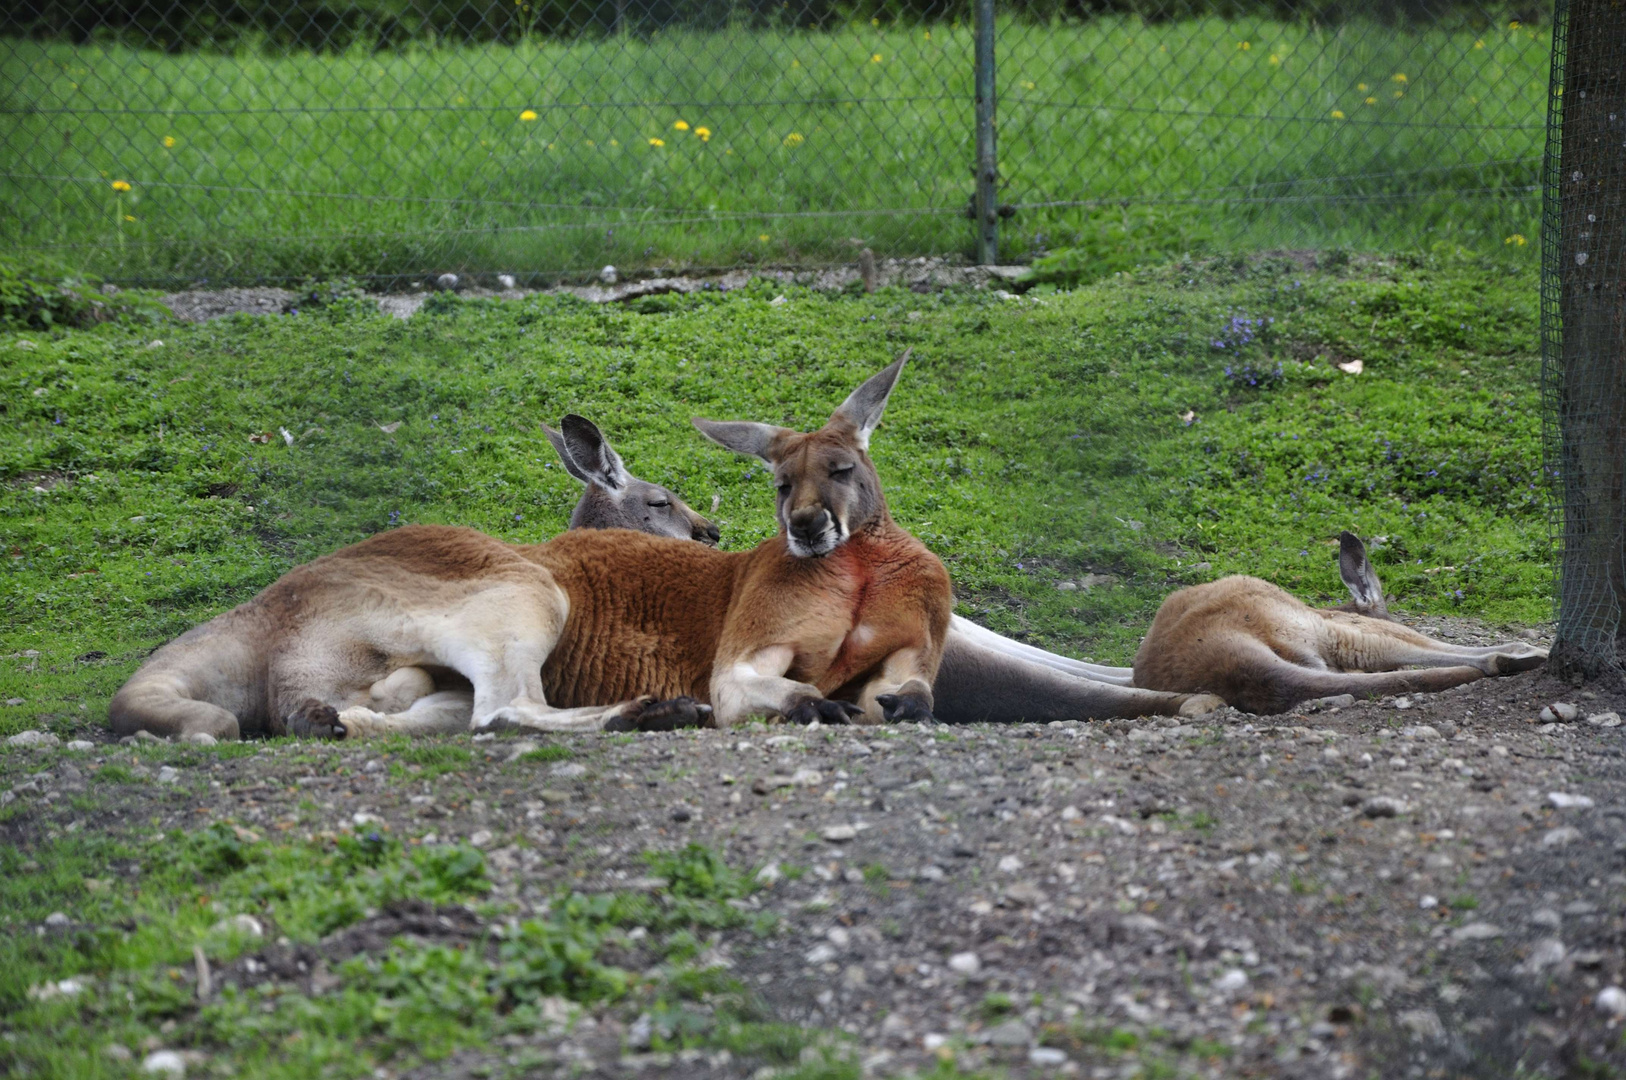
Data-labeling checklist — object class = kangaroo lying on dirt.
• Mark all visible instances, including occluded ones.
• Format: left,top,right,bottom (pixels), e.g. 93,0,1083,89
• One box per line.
110,355,964,739
1132,532,1548,714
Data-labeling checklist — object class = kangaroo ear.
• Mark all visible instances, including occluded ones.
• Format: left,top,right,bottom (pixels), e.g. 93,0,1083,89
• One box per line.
559,414,629,491
1338,531,1386,615
691,419,787,462
543,423,594,486
831,347,911,450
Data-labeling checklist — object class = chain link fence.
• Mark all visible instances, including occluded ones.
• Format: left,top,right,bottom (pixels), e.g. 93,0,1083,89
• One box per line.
1540,0,1626,683
1,0,1549,287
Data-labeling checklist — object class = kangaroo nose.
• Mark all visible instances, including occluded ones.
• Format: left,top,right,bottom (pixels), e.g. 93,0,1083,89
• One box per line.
788,507,830,542
695,521,720,546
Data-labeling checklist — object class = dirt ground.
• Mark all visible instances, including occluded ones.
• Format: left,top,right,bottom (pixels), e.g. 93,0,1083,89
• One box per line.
7,611,1626,1079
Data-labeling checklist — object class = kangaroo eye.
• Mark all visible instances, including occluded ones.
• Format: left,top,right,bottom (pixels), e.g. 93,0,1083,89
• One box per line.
776,482,792,495
647,499,670,508
831,465,855,479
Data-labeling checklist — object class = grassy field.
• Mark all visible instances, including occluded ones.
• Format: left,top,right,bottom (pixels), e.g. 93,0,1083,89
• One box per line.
0,251,1547,739
0,16,1548,284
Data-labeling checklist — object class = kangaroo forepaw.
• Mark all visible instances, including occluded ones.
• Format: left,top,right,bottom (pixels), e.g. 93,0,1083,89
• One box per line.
605,696,715,733
781,697,864,726
286,698,346,740
876,692,935,724
1177,693,1226,718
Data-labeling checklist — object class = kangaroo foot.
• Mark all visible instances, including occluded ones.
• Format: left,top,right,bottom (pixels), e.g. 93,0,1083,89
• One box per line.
782,697,864,726
1490,650,1548,675
605,696,715,733
286,699,346,740
877,691,935,724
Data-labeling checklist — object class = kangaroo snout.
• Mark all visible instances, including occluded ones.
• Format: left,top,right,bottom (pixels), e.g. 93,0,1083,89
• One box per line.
693,519,721,546
787,506,836,554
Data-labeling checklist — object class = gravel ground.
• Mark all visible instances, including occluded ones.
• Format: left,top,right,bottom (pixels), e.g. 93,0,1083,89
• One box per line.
157,259,1029,323
7,634,1626,1079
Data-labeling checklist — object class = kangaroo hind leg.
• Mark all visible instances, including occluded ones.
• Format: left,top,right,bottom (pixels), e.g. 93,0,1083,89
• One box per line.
1247,658,1487,715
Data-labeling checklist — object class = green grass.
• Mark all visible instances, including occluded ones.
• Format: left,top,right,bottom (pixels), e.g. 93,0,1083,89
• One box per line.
0,826,820,1078
0,16,1548,284
0,251,1546,739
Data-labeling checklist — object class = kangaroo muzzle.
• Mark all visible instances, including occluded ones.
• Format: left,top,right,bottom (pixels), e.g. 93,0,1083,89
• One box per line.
786,506,840,557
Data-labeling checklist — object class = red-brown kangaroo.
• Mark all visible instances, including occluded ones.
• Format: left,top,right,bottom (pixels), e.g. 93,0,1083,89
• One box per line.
1132,532,1547,714
108,355,972,739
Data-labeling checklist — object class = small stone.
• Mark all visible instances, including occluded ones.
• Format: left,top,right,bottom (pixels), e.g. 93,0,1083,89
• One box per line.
599,265,618,284
1588,711,1622,728
916,864,946,882
1530,908,1562,930
791,768,823,786
1523,938,1567,972
1452,922,1504,942
1540,703,1580,723
1029,1047,1069,1066
947,952,981,976
179,732,217,746
550,762,587,779
1419,894,1438,910
1213,968,1249,994
212,914,263,938
5,698,25,707
1322,747,1342,762
1393,696,1413,710
468,829,494,848
65,740,95,751
669,806,692,823
157,766,180,784
985,1019,1031,1047
821,825,857,843
1363,796,1407,818
1548,792,1595,810
627,1012,653,1051
141,1050,186,1076
922,1034,949,1052
1055,581,1078,592
435,273,459,291
996,855,1023,873
361,759,385,774
497,274,517,290
44,912,70,929
755,862,782,885
1398,1009,1444,1041
1401,724,1441,740
1597,986,1626,1019
7,730,61,748
1542,826,1583,848
105,1045,134,1062
350,811,383,827
804,943,837,965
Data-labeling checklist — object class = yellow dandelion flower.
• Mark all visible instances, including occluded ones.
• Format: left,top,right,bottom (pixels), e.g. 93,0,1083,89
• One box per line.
1392,73,1407,82
673,120,689,130
1393,89,1404,98
725,148,733,155
1365,96,1377,104
111,179,131,192
1506,233,1527,246
1268,54,1281,65
1237,40,1250,49
923,29,930,38
1474,39,1485,48
791,59,801,68
1508,19,1520,28
1357,82,1368,91
648,137,665,146
586,139,595,146
1022,80,1036,90
124,214,136,222
1330,109,1345,119
694,126,711,141
870,16,878,25
783,132,804,147
1159,43,1167,52
609,138,619,146
162,135,176,148
871,53,882,63
759,234,770,242
519,109,538,121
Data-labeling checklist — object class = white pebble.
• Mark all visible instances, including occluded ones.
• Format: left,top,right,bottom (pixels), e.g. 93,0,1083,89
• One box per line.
1542,826,1583,848
1597,986,1626,1019
66,740,96,751
1548,792,1595,810
1029,1047,1069,1065
497,274,517,290
1588,711,1622,728
997,855,1023,873
141,1050,186,1077
1419,894,1438,909
157,766,180,784
7,730,61,748
1213,968,1249,994
599,265,618,284
947,952,981,976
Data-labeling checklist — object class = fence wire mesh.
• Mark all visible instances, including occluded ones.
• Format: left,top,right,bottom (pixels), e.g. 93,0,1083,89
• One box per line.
1540,0,1626,683
1,0,1549,287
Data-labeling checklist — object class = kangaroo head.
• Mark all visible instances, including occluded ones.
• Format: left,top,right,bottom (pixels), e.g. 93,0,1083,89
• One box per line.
1335,531,1388,617
692,349,910,559
544,414,720,545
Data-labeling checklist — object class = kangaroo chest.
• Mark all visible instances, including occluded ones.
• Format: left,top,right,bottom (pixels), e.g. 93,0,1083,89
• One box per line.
786,543,923,692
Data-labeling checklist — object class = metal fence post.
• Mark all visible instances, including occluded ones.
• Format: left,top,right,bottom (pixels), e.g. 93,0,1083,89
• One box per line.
973,0,998,265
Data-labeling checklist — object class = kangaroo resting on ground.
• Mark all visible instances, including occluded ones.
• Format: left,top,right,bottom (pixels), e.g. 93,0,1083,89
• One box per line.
1132,532,1547,715
110,355,965,739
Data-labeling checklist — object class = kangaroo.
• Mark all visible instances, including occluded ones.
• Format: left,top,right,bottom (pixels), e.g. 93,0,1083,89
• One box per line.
542,414,719,545
1131,532,1548,715
109,354,963,740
